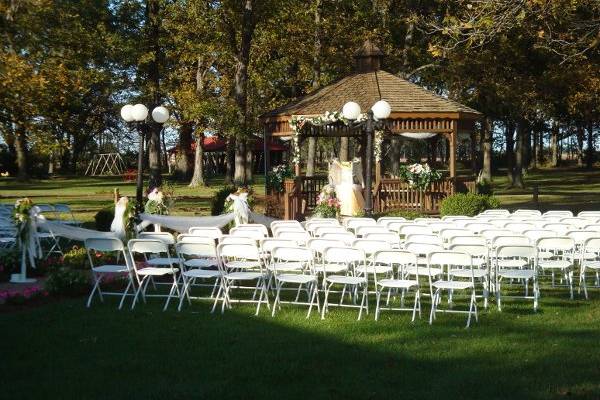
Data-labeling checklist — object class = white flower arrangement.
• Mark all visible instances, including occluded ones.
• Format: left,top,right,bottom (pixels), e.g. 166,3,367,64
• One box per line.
397,163,442,190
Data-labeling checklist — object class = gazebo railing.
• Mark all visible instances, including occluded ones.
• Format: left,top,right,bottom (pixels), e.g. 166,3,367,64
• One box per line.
278,176,475,219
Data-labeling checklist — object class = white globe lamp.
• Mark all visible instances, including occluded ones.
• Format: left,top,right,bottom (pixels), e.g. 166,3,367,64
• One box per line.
372,100,391,120
120,104,134,122
342,101,362,120
131,104,149,122
152,106,169,123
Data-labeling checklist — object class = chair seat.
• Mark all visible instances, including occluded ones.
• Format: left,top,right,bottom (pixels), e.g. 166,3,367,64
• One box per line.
356,265,393,275
268,261,304,272
147,257,181,266
432,280,474,290
498,269,535,279
92,264,129,273
315,263,348,274
183,269,221,279
276,274,318,284
497,259,528,268
582,261,600,269
225,261,262,270
538,260,572,269
325,275,367,285
405,266,443,277
224,271,265,281
184,258,217,268
377,279,418,289
450,268,488,279
138,267,178,276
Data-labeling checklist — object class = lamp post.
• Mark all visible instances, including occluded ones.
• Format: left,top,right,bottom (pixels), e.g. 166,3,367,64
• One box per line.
342,100,391,216
120,104,169,214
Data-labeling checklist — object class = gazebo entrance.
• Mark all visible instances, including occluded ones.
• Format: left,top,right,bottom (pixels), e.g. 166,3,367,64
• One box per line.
261,41,481,220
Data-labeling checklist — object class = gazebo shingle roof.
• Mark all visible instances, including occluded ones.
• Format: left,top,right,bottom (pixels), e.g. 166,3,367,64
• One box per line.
261,70,481,118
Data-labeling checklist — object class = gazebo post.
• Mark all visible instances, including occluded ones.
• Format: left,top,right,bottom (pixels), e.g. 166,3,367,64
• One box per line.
363,111,375,216
450,123,458,190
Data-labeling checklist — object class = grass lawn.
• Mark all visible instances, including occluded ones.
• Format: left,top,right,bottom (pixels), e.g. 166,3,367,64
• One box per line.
1,286,600,399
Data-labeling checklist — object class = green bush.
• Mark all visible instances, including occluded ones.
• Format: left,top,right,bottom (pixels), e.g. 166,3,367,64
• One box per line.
372,209,425,220
210,185,236,216
44,267,90,297
476,179,493,195
0,248,20,282
62,246,89,270
95,206,114,231
440,193,501,217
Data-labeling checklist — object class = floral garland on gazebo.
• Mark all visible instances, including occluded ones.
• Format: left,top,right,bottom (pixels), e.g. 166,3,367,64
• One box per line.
289,111,384,165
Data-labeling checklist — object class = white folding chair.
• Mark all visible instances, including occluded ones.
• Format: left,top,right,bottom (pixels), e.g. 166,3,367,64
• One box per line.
345,217,377,232
543,210,573,218
536,237,576,299
320,246,368,320
85,238,135,309
236,223,269,236
313,225,347,237
542,223,573,236
230,226,267,240
355,225,391,237
578,211,600,218
449,244,490,308
219,235,256,245
270,246,319,318
584,224,600,232
270,220,302,232
127,239,181,311
580,237,600,299
403,242,445,299
414,217,441,224
138,231,175,245
399,224,433,239
176,234,216,244
479,209,510,216
214,242,270,315
363,232,401,248
377,217,406,227
464,222,495,234
272,225,305,237
428,221,455,234
176,241,222,311
277,230,310,245
495,245,538,311
504,222,536,234
448,235,487,246
480,229,513,244
439,228,472,244
427,251,478,328
321,231,356,246
404,234,443,246
513,209,542,217
372,250,421,321
560,217,588,229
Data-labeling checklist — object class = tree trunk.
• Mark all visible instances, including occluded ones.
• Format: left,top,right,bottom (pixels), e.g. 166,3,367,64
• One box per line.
175,122,193,179
305,0,322,177
586,121,595,169
340,137,349,161
551,122,559,167
481,118,493,181
512,120,525,188
146,0,162,188
505,121,515,186
576,124,585,167
531,127,538,169
234,139,246,183
14,124,28,181
245,140,253,182
225,137,235,184
189,130,205,187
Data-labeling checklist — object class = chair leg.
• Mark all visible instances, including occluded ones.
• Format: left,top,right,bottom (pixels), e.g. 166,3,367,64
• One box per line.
307,282,319,318
375,288,381,321
357,284,367,321
211,282,223,314
429,290,439,325
272,282,282,317
321,283,332,320
131,276,147,310
87,275,101,308
118,278,134,310
411,289,420,322
178,277,190,312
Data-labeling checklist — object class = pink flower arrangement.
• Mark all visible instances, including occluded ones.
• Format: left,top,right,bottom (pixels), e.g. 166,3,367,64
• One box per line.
314,185,340,218
0,284,49,305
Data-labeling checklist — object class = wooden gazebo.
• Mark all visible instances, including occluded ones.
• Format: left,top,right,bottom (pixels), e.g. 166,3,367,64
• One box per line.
261,40,482,219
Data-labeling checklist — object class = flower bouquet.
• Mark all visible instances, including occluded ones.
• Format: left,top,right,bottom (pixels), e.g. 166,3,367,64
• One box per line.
144,187,172,215
313,185,340,218
266,165,294,193
397,163,442,190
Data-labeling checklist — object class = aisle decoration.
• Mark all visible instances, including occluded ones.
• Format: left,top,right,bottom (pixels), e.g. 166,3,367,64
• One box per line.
224,187,253,226
111,196,135,240
11,197,40,283
313,185,341,218
144,187,173,215
397,163,442,190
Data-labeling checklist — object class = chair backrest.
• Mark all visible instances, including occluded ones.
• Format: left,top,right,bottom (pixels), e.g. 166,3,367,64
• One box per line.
345,217,377,230
128,239,169,256
372,250,417,266
272,226,305,237
322,246,365,265
566,230,598,244
438,228,472,241
277,230,311,244
270,220,302,231
260,238,298,253
584,224,600,232
479,209,510,216
176,241,217,258
492,235,528,248
428,251,473,276
489,219,514,228
351,239,390,255
229,228,265,240
271,246,313,263
377,217,406,226
513,209,542,217
85,237,124,252
495,245,536,263
441,215,470,221
307,238,345,254
583,237,600,254
464,223,495,234
414,217,441,223
522,229,556,243
536,236,575,253
363,232,400,247
306,218,339,225
176,234,216,244
237,223,269,236
399,224,433,236
321,232,356,245
219,235,257,246
542,223,573,236
138,232,175,245
449,243,488,259
386,221,413,233
217,242,260,260
428,221,455,233
504,222,537,234
543,210,573,217
404,242,444,255
313,225,346,237
480,229,513,242
404,234,443,246
560,218,587,229
188,227,223,240
355,226,390,237
448,235,487,246
451,218,477,228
